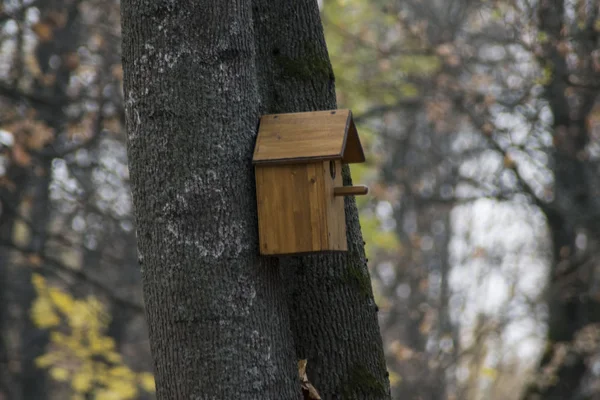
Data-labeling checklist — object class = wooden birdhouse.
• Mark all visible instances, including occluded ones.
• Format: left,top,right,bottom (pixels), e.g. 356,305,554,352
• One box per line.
252,109,368,255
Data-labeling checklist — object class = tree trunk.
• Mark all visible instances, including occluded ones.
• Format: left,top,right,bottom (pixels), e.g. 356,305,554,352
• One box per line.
17,157,52,400
522,0,600,398
251,0,390,398
0,163,26,400
121,0,300,398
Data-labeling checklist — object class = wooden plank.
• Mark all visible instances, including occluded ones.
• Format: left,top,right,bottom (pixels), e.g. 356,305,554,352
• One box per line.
324,160,347,251
291,164,313,252
256,164,328,255
253,110,352,164
333,185,369,197
307,162,327,250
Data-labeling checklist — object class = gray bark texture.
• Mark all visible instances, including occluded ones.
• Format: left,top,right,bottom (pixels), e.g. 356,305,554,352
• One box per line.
121,1,300,398
121,0,389,398
252,0,391,398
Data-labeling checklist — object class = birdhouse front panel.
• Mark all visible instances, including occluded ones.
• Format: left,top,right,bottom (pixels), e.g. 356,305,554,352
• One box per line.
255,160,347,255
252,109,368,256
323,160,347,251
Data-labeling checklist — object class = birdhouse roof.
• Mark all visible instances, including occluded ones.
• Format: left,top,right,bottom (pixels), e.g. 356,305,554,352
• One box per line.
252,109,365,165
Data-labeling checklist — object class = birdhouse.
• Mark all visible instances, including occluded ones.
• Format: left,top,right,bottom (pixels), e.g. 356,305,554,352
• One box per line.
252,109,368,255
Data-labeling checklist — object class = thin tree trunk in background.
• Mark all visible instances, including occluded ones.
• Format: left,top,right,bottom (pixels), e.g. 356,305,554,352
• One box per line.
0,284,11,400
0,163,26,400
523,0,600,398
0,261,11,399
0,147,51,400
14,1,87,396
16,157,52,400
252,0,391,397
437,211,458,398
121,0,300,398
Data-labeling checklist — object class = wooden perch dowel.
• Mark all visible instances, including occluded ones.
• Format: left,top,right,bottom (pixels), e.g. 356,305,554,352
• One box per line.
333,186,369,197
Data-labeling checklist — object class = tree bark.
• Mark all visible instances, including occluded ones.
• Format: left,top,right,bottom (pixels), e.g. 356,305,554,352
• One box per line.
121,0,300,398
251,1,391,398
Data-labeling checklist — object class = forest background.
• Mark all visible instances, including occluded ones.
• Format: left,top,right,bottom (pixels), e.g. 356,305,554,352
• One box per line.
1,0,599,399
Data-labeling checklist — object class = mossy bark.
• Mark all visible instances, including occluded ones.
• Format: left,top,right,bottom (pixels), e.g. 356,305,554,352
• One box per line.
251,0,391,398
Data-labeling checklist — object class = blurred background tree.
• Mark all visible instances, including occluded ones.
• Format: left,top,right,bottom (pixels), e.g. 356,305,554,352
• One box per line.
323,0,600,398
1,0,599,399
1,0,151,398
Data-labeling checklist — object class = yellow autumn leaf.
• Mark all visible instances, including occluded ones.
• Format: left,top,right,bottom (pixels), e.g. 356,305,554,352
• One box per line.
138,372,156,392
35,352,60,368
50,331,67,345
105,351,123,364
89,334,115,354
73,346,90,360
69,301,92,329
32,273,47,292
30,297,60,328
50,366,70,382
61,334,81,352
86,297,106,314
94,364,110,385
70,325,84,343
388,370,402,387
85,297,111,329
49,288,75,315
95,388,126,400
61,333,88,358
72,369,93,393
105,378,138,399
32,286,151,400
109,366,135,380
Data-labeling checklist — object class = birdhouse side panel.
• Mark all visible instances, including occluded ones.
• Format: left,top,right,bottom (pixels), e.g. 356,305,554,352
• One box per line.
255,164,329,255
324,160,348,251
